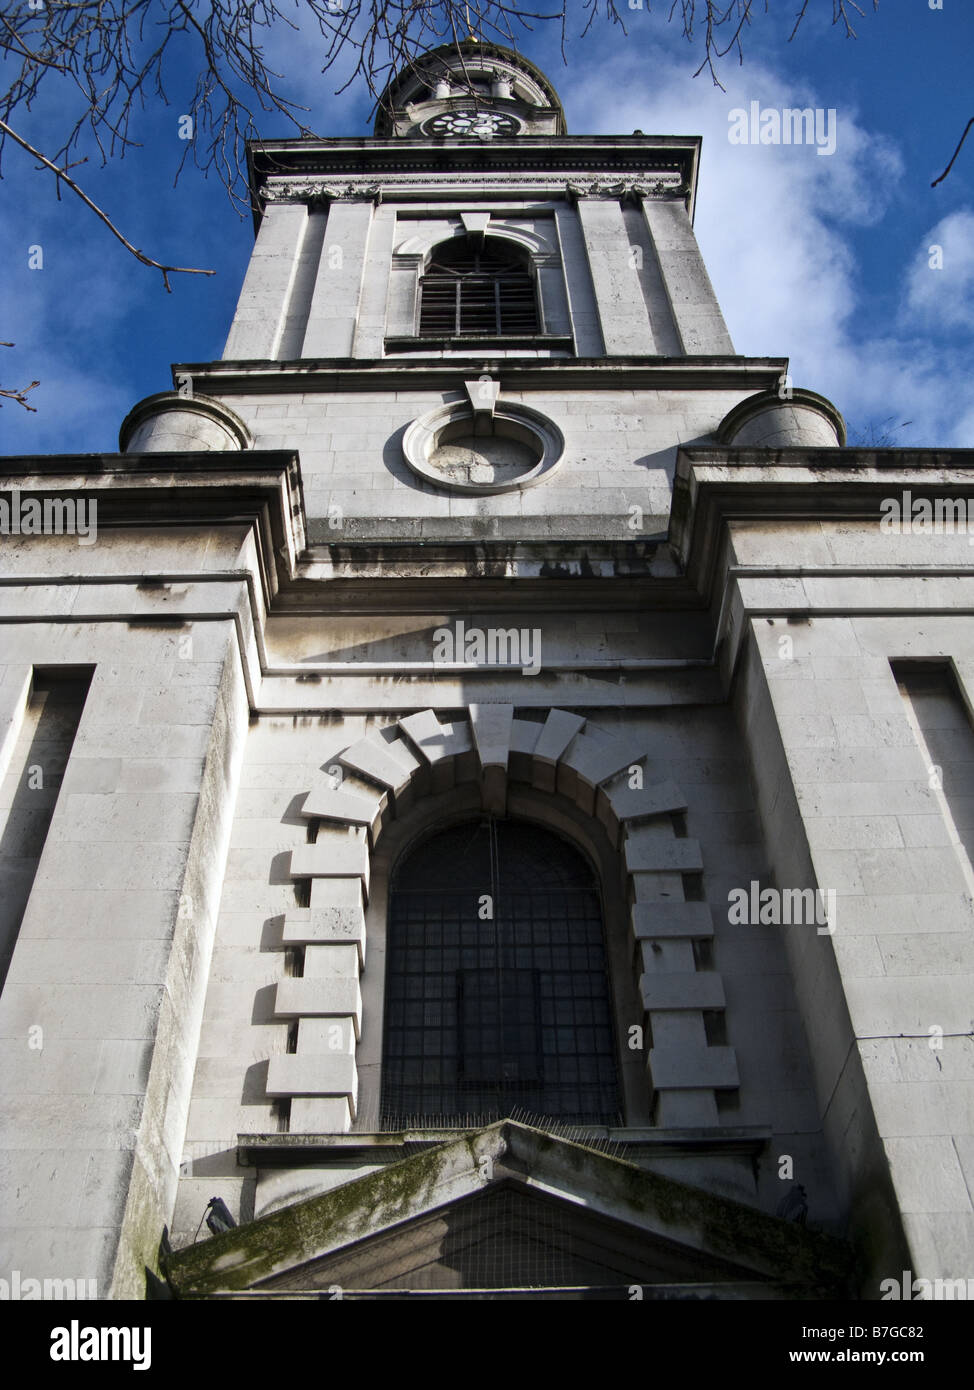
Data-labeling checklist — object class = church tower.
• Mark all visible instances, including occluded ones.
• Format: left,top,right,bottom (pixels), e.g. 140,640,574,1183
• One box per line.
2,39,972,1302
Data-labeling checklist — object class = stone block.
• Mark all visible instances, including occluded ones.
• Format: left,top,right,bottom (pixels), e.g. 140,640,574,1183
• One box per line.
468,703,514,771
884,1137,973,1214
289,840,369,894
273,979,362,1038
266,1053,357,1106
398,709,472,764
649,1045,739,1091
631,902,715,940
339,736,419,797
289,1097,352,1134
300,781,386,841
530,709,586,791
597,779,687,834
282,879,366,963
640,973,726,1010
560,727,648,796
624,833,704,874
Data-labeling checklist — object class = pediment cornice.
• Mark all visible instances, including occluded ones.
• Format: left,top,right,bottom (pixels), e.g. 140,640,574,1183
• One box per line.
162,1119,852,1299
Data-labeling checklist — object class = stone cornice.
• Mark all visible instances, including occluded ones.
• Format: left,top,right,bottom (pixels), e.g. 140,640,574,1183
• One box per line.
673,445,974,605
10,444,970,610
164,1120,852,1298
0,449,304,607
566,177,683,200
174,356,790,396
264,181,383,203
250,134,699,162
5,446,974,695
237,1125,773,1166
246,136,702,224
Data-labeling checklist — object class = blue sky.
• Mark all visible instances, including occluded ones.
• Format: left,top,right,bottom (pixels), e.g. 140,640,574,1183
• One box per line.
1,2,972,453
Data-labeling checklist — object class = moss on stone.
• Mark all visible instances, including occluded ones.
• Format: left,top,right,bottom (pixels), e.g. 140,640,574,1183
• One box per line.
168,1138,466,1295
166,1121,853,1298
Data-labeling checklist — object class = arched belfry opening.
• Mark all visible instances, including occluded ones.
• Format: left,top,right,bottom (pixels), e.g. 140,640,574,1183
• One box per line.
372,37,567,138
419,235,539,338
380,817,622,1129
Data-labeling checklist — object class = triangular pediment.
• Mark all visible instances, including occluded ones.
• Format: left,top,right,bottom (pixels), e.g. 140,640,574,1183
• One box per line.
164,1122,851,1299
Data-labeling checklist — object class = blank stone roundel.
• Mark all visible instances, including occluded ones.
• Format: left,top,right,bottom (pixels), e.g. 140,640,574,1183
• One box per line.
402,401,564,495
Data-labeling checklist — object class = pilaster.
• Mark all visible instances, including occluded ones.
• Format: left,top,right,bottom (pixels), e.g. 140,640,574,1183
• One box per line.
640,197,735,355
223,202,308,360
301,198,376,359
576,196,658,355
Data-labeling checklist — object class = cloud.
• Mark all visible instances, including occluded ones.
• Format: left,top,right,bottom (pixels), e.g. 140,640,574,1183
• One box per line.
565,45,969,447
1,18,969,453
905,210,974,333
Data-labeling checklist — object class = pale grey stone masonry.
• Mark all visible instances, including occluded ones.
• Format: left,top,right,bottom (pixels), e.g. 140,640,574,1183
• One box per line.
3,37,971,1303
352,205,398,358
576,197,658,355
301,199,374,359
223,202,308,360
553,203,605,357
641,197,735,354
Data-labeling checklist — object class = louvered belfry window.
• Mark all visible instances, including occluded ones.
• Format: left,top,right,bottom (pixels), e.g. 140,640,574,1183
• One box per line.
419,237,539,337
380,819,622,1128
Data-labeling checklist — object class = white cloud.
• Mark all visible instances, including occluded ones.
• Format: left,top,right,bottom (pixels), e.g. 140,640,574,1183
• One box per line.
2,23,969,453
905,210,974,333
565,48,970,447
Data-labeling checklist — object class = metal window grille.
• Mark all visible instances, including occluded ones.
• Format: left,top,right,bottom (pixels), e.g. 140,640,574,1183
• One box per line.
380,819,622,1128
418,238,539,337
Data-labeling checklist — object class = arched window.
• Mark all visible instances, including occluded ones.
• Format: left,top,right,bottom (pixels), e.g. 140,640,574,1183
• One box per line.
381,819,621,1127
418,236,539,337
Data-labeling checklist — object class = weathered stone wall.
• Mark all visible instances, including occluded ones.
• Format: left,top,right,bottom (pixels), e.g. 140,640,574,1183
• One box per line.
0,528,253,1297
211,386,754,541
170,687,838,1245
723,516,974,1292
220,192,733,366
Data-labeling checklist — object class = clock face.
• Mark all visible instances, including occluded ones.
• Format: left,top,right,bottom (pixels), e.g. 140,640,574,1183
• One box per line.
424,110,520,138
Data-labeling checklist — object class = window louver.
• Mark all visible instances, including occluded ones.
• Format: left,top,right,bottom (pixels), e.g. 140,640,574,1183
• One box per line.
419,238,539,337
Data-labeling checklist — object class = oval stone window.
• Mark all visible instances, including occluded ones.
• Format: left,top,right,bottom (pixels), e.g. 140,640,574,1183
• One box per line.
402,400,564,494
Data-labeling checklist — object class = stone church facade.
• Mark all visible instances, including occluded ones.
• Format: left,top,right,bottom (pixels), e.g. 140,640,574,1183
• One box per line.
2,40,973,1299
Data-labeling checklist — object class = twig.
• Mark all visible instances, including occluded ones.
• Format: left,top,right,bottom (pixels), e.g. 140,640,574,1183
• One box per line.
0,344,39,411
932,117,974,188
0,116,214,291
0,380,40,411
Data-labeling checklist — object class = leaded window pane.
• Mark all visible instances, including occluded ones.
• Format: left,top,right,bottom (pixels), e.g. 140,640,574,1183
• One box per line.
381,820,621,1127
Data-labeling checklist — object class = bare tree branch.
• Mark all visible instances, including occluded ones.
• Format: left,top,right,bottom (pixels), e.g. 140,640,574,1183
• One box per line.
0,343,39,411
932,117,974,188
0,382,40,411
0,0,884,219
0,0,891,411
790,1,877,44
0,115,215,290
0,0,889,313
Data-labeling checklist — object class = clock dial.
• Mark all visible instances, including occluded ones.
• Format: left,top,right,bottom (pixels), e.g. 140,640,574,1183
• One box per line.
424,111,520,138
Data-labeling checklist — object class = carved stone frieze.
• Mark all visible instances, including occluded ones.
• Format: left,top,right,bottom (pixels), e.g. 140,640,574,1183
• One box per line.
262,171,685,204
263,182,382,203
567,176,684,200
